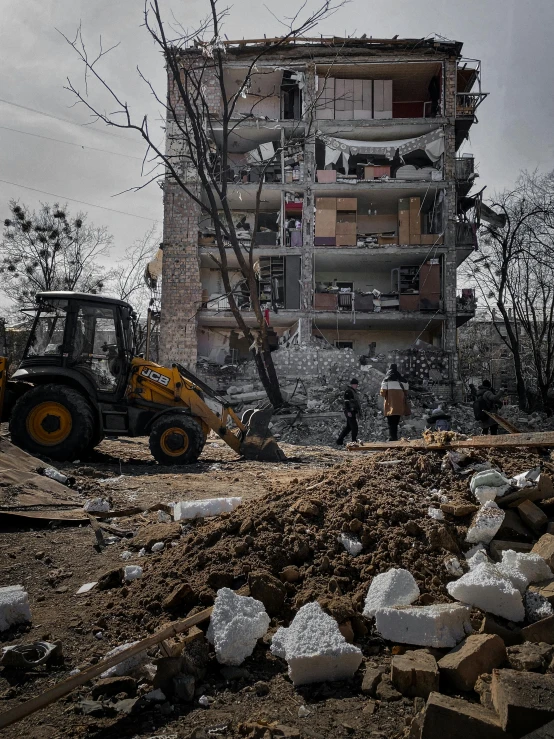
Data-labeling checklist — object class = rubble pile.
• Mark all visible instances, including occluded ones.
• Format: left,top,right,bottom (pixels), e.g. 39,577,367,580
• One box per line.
7,441,554,737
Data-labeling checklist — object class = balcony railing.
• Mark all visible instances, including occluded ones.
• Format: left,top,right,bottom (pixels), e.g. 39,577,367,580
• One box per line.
455,156,475,181
457,292,477,314
455,221,478,249
456,92,488,118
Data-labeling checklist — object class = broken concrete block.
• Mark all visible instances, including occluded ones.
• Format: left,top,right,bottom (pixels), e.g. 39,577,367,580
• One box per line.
173,674,195,702
492,668,554,735
437,633,506,691
207,588,270,666
440,502,479,517
391,650,439,698
361,665,384,695
518,499,548,534
270,602,362,686
533,534,554,569
173,497,242,521
490,540,533,562
374,604,471,648
446,562,525,622
519,719,554,738
480,614,522,646
466,501,505,545
376,675,403,701
0,585,32,632
497,550,553,594
522,615,554,644
475,673,495,712
497,509,535,541
420,691,508,739
362,568,420,618
507,642,553,671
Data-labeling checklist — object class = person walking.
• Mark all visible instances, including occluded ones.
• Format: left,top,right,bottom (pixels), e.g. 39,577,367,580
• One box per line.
336,378,361,445
380,363,410,441
474,380,507,435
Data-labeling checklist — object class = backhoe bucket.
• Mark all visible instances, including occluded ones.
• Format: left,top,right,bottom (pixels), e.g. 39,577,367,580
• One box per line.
239,407,286,462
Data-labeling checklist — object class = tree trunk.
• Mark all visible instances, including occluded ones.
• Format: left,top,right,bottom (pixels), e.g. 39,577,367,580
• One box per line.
253,347,284,409
513,353,528,411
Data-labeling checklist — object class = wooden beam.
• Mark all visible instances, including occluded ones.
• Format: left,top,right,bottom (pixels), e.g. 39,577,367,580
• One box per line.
348,431,554,452
485,412,521,434
0,608,212,731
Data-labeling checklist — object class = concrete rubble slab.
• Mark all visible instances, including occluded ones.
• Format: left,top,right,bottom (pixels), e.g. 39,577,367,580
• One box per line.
420,691,509,739
492,668,554,736
437,633,506,691
391,649,439,698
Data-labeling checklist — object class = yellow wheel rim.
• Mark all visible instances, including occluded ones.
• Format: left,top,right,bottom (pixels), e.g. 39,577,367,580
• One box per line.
26,402,72,446
160,427,189,457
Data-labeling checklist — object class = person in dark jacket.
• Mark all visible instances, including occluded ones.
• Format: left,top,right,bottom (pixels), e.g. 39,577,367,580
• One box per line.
475,380,506,434
426,402,452,432
336,378,361,445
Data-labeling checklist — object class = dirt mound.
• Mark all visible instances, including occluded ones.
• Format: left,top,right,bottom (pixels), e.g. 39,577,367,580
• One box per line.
95,447,542,637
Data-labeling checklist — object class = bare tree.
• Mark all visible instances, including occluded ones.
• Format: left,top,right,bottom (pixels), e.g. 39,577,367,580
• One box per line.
464,171,554,411
110,224,160,353
60,0,344,408
1,200,111,307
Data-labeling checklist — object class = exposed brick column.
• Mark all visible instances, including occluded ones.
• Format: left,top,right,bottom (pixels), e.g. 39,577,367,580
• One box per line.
160,182,202,368
299,63,316,344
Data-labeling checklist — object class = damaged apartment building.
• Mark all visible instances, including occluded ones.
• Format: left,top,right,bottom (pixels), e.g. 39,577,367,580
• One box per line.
160,36,487,396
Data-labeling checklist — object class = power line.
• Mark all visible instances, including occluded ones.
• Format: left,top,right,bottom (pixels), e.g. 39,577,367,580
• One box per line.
0,178,159,222
0,97,142,145
0,125,144,160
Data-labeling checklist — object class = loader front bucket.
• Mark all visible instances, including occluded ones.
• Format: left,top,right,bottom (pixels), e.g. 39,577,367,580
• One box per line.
239,407,286,462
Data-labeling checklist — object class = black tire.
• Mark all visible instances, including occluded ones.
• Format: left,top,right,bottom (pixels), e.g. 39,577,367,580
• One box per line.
149,413,205,465
10,384,95,462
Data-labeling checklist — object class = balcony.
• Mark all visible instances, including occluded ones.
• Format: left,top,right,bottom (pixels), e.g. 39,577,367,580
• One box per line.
456,92,488,118
456,290,477,326
455,221,477,250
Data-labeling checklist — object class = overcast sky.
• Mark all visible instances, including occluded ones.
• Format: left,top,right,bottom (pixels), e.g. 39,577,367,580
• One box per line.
1,0,553,309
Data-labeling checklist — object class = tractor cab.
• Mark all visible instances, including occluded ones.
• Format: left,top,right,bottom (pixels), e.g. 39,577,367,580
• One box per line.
16,292,135,403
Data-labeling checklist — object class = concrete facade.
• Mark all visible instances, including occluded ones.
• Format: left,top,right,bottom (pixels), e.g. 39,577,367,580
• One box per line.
161,37,485,396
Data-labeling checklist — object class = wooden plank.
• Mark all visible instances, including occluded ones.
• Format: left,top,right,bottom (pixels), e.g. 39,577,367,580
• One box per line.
0,608,213,730
0,508,89,522
486,412,521,434
348,431,554,452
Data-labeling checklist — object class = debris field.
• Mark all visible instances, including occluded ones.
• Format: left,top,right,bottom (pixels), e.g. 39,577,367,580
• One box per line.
3,434,554,738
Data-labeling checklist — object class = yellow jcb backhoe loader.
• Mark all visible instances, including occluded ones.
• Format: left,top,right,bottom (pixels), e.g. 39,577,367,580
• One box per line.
0,291,285,464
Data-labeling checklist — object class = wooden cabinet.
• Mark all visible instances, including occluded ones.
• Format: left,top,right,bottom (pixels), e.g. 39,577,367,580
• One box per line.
419,262,441,311
314,293,338,310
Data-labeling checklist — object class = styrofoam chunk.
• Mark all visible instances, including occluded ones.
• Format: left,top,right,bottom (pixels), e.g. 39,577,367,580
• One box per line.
374,603,471,648
525,591,554,622
124,565,143,581
465,501,505,544
427,507,444,520
446,562,525,621
76,582,97,594
337,533,362,556
173,497,242,521
497,550,552,594
0,585,32,632
270,602,362,685
363,568,420,618
100,641,148,678
207,588,269,666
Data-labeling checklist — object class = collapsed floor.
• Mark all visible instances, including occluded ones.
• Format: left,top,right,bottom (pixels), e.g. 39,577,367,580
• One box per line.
2,436,554,737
